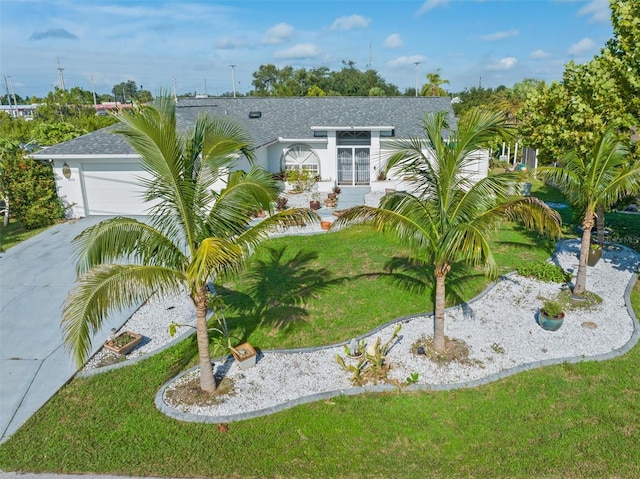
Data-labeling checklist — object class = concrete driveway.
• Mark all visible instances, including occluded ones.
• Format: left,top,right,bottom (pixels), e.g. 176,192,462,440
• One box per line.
0,217,140,443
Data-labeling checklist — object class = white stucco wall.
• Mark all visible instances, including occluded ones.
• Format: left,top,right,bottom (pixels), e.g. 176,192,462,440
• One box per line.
52,159,85,218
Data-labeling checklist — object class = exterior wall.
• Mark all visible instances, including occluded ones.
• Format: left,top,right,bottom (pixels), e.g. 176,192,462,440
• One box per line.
52,159,85,218
51,156,156,217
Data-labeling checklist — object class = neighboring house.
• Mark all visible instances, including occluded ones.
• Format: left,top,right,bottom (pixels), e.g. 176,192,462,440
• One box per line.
31,97,488,217
0,104,39,120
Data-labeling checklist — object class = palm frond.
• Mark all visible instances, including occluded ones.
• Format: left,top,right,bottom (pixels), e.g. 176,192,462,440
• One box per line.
333,203,436,253
72,217,187,275
62,264,184,367
235,208,320,252
187,237,244,284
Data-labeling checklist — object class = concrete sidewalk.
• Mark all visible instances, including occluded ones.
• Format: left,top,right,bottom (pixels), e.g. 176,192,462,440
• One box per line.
0,217,139,444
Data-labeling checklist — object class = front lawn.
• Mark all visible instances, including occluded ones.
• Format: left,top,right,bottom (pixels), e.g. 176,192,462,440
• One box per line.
1,223,639,478
0,219,53,251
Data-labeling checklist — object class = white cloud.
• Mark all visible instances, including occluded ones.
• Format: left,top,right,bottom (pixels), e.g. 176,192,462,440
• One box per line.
415,0,449,16
273,43,322,59
568,37,595,55
578,0,610,24
482,29,519,41
216,37,248,49
262,22,294,44
486,57,518,71
331,14,370,31
530,49,550,60
383,34,403,49
387,55,427,68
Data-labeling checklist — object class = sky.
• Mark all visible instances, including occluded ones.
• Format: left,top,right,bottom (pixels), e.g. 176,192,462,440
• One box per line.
0,0,615,99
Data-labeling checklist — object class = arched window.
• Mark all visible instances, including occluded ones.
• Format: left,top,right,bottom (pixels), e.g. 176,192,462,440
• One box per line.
282,144,320,176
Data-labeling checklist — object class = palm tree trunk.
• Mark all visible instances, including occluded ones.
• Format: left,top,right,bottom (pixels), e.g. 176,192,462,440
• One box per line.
596,204,605,246
573,211,595,297
433,266,449,353
194,285,216,393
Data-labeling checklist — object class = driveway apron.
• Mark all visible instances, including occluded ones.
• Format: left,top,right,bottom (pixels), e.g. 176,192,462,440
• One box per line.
0,217,140,443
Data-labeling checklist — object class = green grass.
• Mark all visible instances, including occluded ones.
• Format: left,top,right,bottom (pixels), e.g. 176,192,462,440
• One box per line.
0,219,53,251
220,225,553,350
1,222,640,478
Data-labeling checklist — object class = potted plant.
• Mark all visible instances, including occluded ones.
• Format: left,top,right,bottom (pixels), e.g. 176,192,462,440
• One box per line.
538,299,565,331
104,330,142,355
328,185,341,201
309,191,321,210
588,243,603,266
230,342,257,369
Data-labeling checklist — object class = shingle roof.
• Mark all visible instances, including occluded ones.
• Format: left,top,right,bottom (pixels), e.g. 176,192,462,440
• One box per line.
33,96,457,157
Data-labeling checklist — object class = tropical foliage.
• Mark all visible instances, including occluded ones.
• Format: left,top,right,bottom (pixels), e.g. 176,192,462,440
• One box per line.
334,109,561,352
61,97,317,392
539,126,640,296
0,150,65,230
519,0,639,165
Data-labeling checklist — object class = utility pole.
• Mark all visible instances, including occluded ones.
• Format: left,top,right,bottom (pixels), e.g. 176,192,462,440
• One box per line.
56,57,66,91
204,78,208,96
3,76,16,118
413,62,421,97
230,64,237,98
8,76,19,113
173,77,177,102
90,73,97,108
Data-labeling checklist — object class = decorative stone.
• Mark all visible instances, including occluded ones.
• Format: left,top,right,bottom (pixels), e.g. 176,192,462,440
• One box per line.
581,321,598,330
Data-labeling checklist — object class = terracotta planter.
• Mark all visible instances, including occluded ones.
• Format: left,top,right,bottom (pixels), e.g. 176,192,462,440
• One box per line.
321,221,331,230
588,248,602,266
309,200,321,210
104,331,142,355
231,342,257,369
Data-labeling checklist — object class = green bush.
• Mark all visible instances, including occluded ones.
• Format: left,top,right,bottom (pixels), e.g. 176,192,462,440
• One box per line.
2,153,65,229
517,261,570,283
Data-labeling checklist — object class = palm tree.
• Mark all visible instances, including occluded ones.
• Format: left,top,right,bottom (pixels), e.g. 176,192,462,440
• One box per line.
61,97,317,392
420,70,450,97
540,127,640,297
334,109,561,353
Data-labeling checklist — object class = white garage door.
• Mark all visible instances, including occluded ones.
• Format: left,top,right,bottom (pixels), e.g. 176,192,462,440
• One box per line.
83,163,155,215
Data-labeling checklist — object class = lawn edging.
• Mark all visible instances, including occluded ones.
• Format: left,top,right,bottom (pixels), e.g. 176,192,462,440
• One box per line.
154,239,640,424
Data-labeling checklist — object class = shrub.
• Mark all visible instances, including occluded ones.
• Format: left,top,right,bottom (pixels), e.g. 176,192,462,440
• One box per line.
2,153,65,229
517,261,570,283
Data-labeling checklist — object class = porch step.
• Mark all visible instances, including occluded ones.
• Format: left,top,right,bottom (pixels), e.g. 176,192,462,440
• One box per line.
336,186,371,209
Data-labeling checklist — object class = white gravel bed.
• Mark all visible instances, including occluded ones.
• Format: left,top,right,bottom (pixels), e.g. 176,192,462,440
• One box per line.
160,240,639,419
83,290,196,370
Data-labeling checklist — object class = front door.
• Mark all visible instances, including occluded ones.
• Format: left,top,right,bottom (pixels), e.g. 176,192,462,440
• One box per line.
337,147,370,186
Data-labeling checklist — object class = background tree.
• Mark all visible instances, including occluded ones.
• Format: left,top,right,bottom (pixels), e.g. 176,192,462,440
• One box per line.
519,0,638,165
250,61,400,97
61,97,317,392
111,80,139,103
420,70,449,96
334,109,560,352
